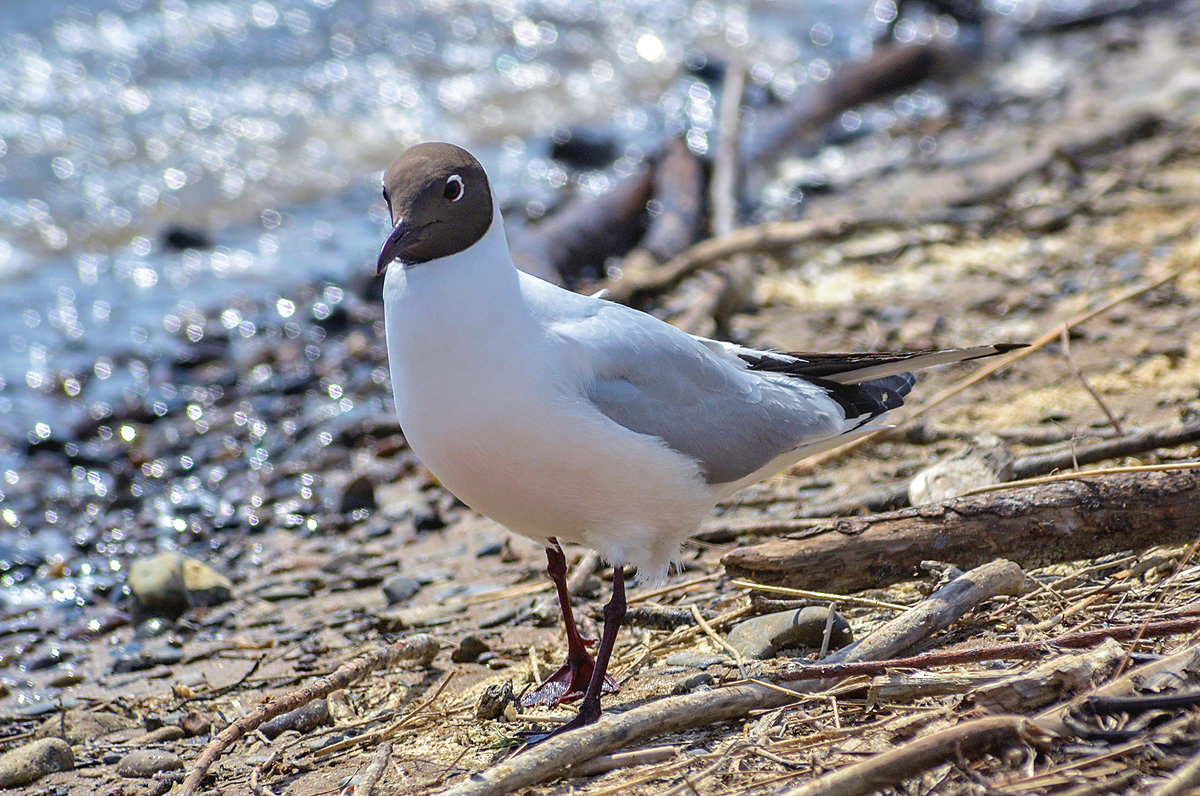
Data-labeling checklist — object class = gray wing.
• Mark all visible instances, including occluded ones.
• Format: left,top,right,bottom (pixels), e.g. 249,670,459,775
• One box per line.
543,296,859,486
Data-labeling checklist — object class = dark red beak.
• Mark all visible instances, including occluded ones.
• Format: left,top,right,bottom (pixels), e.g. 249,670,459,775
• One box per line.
377,220,407,275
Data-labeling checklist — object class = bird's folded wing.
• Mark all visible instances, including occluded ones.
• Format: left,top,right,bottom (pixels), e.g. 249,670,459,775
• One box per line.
553,304,856,486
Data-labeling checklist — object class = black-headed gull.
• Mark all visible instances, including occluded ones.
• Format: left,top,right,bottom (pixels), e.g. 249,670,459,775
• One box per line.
376,141,1018,737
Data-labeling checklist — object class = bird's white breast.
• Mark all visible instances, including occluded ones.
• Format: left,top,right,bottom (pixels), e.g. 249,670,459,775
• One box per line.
381,227,710,580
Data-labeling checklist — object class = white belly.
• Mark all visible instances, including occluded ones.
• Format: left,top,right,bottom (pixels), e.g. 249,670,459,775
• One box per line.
397,354,709,578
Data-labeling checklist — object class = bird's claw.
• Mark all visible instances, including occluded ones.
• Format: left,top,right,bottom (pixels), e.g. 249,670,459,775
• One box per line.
521,654,618,707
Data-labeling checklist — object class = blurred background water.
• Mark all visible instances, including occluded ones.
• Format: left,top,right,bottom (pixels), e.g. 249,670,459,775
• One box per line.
2,0,937,463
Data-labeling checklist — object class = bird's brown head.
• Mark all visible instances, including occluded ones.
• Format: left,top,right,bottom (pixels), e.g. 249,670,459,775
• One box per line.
377,142,494,274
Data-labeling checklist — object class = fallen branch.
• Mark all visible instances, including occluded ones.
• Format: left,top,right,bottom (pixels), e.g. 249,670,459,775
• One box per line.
823,560,1025,667
722,471,1200,593
436,560,1022,796
605,214,876,304
777,715,1048,796
1010,419,1200,480
780,417,1200,520
943,111,1163,209
179,634,438,796
768,618,1200,687
632,137,707,265
971,639,1126,714
508,164,654,285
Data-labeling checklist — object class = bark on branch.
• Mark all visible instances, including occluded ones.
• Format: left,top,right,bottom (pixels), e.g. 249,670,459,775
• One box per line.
784,418,1200,521
722,471,1200,593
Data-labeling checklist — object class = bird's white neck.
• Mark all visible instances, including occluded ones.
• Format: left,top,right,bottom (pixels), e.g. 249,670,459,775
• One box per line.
382,204,537,407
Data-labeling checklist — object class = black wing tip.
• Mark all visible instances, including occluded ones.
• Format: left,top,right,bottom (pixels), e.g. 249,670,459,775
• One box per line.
817,374,911,422
976,342,1028,357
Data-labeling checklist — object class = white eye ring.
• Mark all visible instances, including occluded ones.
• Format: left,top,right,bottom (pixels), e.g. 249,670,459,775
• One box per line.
445,174,464,202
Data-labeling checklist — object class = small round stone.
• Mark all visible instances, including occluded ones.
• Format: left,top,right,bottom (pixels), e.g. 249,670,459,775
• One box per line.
116,749,184,778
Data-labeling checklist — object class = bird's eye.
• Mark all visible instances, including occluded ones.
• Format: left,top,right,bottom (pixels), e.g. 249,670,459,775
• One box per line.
444,175,464,202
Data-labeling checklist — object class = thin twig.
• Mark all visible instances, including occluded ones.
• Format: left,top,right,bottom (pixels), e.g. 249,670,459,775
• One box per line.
957,460,1200,498
731,580,909,612
1060,326,1123,435
770,616,1200,686
689,603,747,678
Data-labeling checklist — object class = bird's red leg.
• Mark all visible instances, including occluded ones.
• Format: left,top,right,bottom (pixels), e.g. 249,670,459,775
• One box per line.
521,540,618,707
541,564,626,737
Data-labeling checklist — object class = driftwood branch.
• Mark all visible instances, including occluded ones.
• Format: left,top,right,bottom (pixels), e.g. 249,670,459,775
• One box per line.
786,417,1200,520
768,617,1200,687
1035,640,1200,737
722,471,1200,593
604,214,887,305
636,137,707,265
970,639,1126,714
179,634,438,796
508,165,654,285
436,560,1023,796
824,560,1025,666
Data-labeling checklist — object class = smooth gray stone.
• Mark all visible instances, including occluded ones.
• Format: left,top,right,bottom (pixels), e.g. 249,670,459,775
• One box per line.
726,607,853,659
0,738,74,788
116,748,184,778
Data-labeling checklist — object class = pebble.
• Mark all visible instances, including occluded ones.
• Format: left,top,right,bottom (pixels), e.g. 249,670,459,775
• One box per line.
135,725,187,744
909,435,1013,505
45,669,86,688
478,605,518,629
380,573,422,605
475,541,506,557
726,607,853,660
451,634,490,663
339,474,377,513
672,672,715,694
128,552,233,618
476,681,518,721
375,600,464,631
116,748,184,778
406,567,454,585
111,642,185,673
0,738,74,788
180,710,212,737
255,582,316,602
